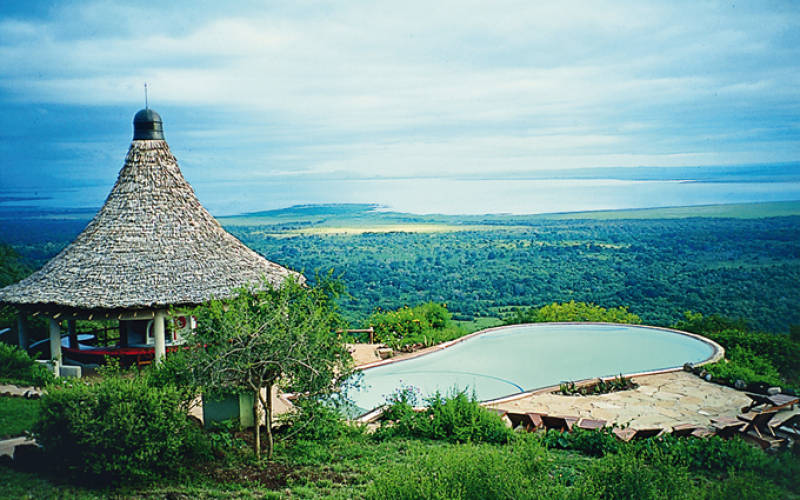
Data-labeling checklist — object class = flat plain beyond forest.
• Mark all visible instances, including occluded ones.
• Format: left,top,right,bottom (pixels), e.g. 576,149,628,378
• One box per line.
1,200,799,333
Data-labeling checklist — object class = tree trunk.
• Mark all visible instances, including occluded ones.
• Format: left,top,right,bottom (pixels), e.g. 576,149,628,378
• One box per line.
266,383,274,460
253,390,261,459
257,383,275,460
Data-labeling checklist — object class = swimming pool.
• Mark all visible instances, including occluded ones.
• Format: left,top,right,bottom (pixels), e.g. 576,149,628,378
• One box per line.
349,323,720,413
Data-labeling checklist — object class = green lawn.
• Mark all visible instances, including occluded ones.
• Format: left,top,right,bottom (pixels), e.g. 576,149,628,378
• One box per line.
0,397,39,439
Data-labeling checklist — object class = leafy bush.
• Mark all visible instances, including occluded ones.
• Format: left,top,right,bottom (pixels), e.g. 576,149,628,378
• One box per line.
282,397,363,442
375,390,511,444
33,371,204,481
539,427,620,457
558,374,637,396
676,311,800,390
0,342,54,387
366,302,464,348
366,439,559,500
504,300,641,325
704,345,785,389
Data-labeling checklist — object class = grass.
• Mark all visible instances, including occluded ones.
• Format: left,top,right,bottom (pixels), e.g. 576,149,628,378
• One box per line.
0,397,39,439
218,200,800,235
2,431,797,499
291,224,499,235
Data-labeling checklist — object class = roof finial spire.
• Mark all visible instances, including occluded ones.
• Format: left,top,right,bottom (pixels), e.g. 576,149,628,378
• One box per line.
144,82,149,109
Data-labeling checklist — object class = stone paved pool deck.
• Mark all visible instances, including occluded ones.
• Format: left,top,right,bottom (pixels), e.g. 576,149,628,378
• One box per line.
486,371,759,429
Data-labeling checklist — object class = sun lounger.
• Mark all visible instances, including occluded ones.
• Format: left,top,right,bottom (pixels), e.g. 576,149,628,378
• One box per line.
710,417,747,439
486,408,513,428
768,413,800,437
613,428,636,442
541,415,578,432
612,427,662,441
575,418,607,431
505,411,545,431
743,393,799,413
690,427,715,438
671,423,701,437
631,427,663,439
742,430,785,450
738,411,779,438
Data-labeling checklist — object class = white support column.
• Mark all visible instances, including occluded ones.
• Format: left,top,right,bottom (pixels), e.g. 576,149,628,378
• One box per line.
49,317,62,377
154,310,166,364
17,313,27,350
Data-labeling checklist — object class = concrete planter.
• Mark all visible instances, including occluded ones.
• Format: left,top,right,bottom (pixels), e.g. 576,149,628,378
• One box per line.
202,392,255,429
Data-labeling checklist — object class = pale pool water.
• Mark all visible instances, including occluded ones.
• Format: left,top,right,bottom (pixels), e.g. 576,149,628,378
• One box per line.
349,324,716,413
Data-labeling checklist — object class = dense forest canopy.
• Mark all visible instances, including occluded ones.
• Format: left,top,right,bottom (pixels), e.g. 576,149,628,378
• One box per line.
1,202,798,334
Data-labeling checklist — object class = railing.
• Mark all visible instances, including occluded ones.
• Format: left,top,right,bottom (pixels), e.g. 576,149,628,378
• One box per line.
336,327,375,343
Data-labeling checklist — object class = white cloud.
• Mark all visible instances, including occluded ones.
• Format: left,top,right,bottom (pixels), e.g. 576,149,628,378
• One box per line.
1,0,798,180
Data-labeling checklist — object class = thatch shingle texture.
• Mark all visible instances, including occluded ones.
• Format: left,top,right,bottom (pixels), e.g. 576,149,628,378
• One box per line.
0,139,300,311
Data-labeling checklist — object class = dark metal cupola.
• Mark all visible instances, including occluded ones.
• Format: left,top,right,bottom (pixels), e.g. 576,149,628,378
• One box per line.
133,108,164,140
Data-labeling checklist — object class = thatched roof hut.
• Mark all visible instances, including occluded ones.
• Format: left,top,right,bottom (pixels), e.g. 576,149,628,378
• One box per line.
0,109,301,366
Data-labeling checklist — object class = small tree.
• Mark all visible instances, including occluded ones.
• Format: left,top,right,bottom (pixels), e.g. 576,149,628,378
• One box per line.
189,275,351,459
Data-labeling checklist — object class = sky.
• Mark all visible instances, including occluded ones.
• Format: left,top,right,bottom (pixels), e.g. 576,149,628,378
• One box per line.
0,1,799,212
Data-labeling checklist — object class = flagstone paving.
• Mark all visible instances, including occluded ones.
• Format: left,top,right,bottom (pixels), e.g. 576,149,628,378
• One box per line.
488,371,754,429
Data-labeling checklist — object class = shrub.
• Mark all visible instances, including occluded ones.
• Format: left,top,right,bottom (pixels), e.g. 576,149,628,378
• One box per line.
704,345,785,389
366,302,464,348
33,372,203,481
539,427,620,457
0,342,54,387
282,397,363,442
504,300,641,325
376,390,511,444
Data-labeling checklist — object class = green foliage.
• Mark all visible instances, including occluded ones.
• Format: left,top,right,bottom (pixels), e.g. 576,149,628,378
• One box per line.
674,310,749,334
0,396,40,439
366,438,559,500
0,342,55,387
282,397,364,442
144,349,199,410
705,345,785,389
6,208,800,332
188,274,352,458
505,300,641,325
558,375,637,396
205,418,247,459
365,302,463,348
32,371,204,481
376,390,512,444
540,427,621,457
676,311,800,389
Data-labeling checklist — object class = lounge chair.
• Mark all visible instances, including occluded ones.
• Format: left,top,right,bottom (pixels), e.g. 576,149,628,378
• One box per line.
612,428,637,442
710,417,747,439
690,427,715,438
671,423,701,437
541,415,578,432
769,413,800,438
506,411,545,432
631,427,663,439
738,411,779,438
612,427,662,441
743,393,799,413
575,418,607,431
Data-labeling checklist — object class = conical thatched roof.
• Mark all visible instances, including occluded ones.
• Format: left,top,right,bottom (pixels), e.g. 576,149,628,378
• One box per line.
0,111,300,313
